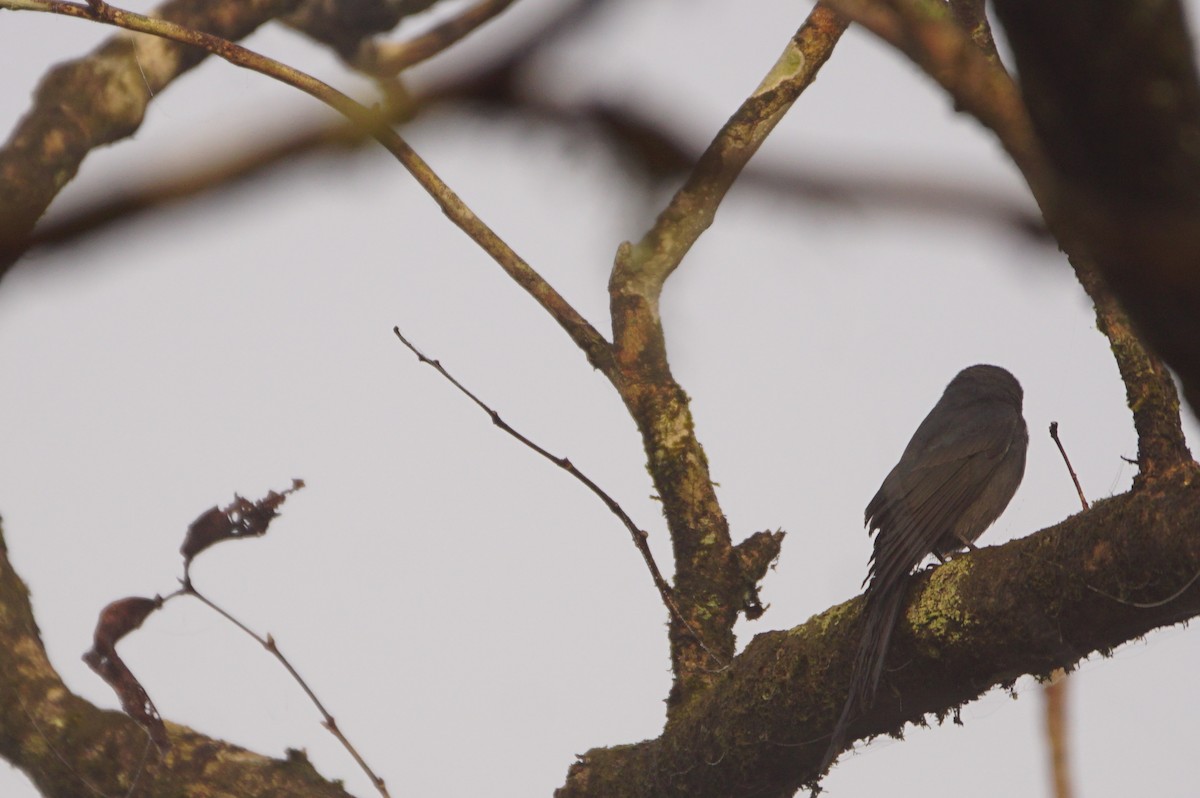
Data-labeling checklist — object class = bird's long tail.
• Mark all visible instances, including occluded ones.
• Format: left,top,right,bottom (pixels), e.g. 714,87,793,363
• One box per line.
815,574,909,780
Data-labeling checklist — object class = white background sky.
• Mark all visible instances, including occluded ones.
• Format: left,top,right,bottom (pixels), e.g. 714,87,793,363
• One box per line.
2,1,1199,796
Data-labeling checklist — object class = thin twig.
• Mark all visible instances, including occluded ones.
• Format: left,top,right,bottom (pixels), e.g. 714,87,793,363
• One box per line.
0,0,615,377
391,326,724,666
1086,570,1200,609
184,585,391,798
1049,421,1089,510
355,0,517,75
1044,424,1082,798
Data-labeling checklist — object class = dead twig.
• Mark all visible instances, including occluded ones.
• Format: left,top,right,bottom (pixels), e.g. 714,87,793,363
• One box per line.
391,326,726,668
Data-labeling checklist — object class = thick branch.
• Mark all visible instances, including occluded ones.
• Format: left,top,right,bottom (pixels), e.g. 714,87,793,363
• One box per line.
607,6,847,709
0,524,355,797
557,476,1200,798
0,0,304,274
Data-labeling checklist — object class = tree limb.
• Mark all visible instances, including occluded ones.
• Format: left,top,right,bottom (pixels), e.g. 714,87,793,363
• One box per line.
353,0,517,76
606,5,848,709
558,474,1200,798
0,0,305,274
615,4,849,299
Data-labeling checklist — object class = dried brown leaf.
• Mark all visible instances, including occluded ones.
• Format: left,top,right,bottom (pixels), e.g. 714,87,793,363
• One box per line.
82,596,169,751
180,479,305,566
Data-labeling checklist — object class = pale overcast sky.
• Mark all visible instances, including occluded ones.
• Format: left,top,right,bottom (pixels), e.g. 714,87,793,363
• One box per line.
2,1,1198,796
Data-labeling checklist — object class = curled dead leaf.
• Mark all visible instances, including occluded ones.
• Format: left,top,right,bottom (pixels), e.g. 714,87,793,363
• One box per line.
180,479,305,567
82,596,169,751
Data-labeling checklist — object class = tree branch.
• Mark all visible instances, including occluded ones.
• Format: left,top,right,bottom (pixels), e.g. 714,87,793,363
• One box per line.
605,5,848,710
558,476,1200,798
0,0,304,274
615,4,849,299
353,0,517,76
22,96,1048,256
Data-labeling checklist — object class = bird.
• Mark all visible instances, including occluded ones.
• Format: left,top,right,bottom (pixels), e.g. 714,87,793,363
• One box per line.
818,364,1029,778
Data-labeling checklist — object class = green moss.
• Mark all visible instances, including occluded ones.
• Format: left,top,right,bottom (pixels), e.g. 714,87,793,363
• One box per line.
910,562,974,647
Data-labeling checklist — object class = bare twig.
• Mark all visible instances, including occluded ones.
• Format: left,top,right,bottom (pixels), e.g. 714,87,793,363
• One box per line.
1049,422,1089,511
1,0,615,377
185,585,391,798
1043,423,1081,798
355,0,517,76
390,326,724,666
1086,570,1200,609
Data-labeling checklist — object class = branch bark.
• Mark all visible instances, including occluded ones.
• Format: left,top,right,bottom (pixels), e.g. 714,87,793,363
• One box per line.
0,0,305,273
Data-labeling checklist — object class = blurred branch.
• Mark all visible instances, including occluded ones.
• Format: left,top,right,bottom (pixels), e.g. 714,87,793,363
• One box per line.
23,92,1047,254
0,0,306,275
285,0,446,62
1042,673,1073,798
26,120,383,249
824,0,1196,484
15,0,604,255
353,0,517,75
603,4,848,711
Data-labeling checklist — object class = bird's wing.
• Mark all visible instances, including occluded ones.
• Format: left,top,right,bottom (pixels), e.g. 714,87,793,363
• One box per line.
865,403,1021,587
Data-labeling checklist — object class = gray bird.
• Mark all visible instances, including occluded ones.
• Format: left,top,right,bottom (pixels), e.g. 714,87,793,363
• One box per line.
818,364,1028,777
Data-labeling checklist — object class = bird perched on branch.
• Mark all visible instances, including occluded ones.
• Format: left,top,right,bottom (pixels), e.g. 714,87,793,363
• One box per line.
818,364,1029,778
